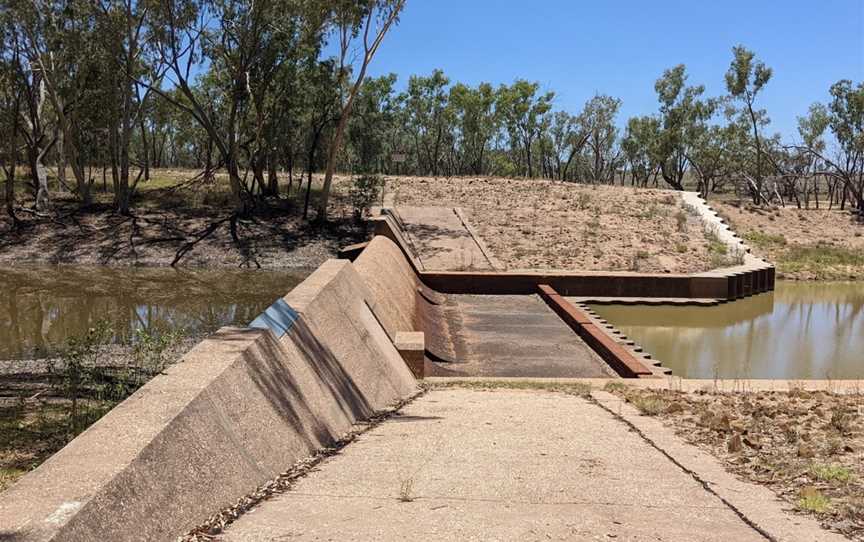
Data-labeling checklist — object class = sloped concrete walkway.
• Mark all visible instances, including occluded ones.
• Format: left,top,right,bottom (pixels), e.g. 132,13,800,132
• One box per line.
222,389,774,541
393,206,496,271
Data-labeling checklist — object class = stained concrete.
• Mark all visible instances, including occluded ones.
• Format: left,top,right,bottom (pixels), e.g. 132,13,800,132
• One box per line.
222,388,767,541
393,206,495,271
437,294,616,378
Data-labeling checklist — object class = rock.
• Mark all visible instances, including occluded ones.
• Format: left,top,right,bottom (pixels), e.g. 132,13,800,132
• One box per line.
744,434,762,449
728,433,743,453
665,402,684,414
798,443,816,458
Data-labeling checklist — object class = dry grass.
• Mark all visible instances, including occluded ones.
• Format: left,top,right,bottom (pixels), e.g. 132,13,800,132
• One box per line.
389,176,717,273
713,200,864,280
609,387,864,539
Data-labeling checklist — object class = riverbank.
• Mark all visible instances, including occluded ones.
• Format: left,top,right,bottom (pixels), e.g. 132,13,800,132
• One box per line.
0,170,366,269
712,200,864,281
0,336,200,492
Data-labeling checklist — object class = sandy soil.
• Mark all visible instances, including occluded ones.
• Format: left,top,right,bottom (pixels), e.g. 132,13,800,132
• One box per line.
388,176,719,273
613,386,864,540
712,201,864,280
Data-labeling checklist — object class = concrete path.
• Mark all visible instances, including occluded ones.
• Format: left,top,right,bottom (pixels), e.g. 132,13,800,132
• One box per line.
393,206,496,271
221,389,772,541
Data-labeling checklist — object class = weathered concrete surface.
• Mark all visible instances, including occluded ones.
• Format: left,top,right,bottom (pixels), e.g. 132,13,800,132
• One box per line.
393,206,495,271
221,389,770,541
592,390,847,542
0,260,417,542
441,294,616,378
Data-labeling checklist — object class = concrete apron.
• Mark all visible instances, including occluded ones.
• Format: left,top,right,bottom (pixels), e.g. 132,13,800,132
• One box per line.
0,260,417,542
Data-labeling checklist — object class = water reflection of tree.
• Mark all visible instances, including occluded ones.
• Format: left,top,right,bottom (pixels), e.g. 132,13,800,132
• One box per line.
602,282,864,379
0,267,308,359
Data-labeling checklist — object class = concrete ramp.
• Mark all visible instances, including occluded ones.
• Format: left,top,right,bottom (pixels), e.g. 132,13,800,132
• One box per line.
390,206,497,271
0,260,416,542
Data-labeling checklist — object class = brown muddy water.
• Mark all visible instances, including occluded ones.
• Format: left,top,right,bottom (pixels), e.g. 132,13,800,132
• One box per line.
0,266,310,359
591,282,864,380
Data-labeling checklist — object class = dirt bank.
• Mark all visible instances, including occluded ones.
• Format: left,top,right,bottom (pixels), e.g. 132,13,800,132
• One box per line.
388,176,726,274
712,201,864,280
612,385,864,540
0,171,366,269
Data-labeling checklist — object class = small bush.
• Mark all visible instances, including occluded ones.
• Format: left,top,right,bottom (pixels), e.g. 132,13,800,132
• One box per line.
743,231,787,248
797,488,831,513
628,394,668,416
811,464,854,484
349,174,382,221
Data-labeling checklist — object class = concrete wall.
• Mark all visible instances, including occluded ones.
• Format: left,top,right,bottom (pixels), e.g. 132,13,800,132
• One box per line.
0,260,416,542
372,208,775,301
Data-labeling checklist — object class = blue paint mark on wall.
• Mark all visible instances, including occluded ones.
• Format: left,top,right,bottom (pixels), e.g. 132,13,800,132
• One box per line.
249,298,299,337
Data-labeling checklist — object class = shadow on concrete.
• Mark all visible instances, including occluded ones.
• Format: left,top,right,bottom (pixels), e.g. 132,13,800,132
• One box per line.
288,319,374,422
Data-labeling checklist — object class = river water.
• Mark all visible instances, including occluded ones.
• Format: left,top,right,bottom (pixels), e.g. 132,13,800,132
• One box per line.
0,266,310,360
591,282,864,380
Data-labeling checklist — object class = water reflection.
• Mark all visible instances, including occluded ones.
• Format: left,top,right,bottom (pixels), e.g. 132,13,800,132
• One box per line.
591,282,864,379
0,266,310,359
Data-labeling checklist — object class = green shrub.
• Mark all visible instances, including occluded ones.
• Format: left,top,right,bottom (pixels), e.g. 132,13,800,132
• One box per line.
349,174,382,221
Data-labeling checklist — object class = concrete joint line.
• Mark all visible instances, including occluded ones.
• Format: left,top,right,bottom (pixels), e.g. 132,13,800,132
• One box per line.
588,392,775,542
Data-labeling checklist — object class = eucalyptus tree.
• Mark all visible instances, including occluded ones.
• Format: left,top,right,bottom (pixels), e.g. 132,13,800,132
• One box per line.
347,73,399,174
13,0,103,206
725,45,773,203
577,94,621,184
403,69,451,176
803,81,864,211
621,116,660,187
144,0,322,214
497,80,554,178
448,82,497,175
92,0,152,214
317,0,405,220
0,11,23,224
651,64,716,190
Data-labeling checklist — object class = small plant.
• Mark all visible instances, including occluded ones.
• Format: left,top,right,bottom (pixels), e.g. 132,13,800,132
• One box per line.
628,394,668,416
398,478,415,502
797,487,831,513
811,464,854,484
603,381,628,393
743,231,787,248
675,210,688,232
348,174,382,221
675,242,688,253
575,192,593,210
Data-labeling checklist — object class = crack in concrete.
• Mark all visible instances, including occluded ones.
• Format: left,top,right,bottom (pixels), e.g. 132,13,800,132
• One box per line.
588,392,775,542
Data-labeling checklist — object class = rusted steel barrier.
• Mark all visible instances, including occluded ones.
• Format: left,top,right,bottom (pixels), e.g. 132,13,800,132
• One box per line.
537,284,653,378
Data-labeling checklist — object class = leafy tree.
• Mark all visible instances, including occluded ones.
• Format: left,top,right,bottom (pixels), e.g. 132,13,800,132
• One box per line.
497,80,554,178
448,82,498,175
403,69,451,176
725,45,773,203
652,65,716,190
577,94,621,183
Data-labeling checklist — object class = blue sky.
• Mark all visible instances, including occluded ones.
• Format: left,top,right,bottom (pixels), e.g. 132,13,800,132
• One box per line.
348,0,863,139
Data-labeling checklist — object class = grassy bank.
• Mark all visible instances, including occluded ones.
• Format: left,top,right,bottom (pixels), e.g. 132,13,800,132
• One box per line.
715,201,864,281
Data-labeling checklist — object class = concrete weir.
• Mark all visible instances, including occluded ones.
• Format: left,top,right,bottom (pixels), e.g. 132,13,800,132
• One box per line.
0,260,416,542
0,194,779,540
